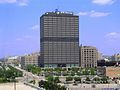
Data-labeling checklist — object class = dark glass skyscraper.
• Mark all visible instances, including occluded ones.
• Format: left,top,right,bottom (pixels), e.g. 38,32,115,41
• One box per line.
40,10,79,67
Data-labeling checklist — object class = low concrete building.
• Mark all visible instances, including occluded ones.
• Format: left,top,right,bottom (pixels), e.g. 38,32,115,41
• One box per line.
21,52,40,69
106,67,120,78
97,67,120,79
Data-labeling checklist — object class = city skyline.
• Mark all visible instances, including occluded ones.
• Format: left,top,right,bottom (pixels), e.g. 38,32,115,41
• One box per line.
0,0,120,58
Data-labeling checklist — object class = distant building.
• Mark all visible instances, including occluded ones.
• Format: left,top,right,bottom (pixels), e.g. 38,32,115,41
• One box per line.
40,10,79,67
5,56,20,65
111,54,120,61
97,60,120,67
80,46,98,68
97,67,120,79
21,52,40,69
102,55,112,61
98,52,103,60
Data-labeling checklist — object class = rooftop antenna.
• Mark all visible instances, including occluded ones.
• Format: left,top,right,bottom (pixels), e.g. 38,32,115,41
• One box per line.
55,9,59,12
55,6,60,12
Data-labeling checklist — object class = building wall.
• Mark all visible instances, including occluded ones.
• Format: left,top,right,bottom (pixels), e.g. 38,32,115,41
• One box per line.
5,56,20,65
106,67,120,78
97,67,120,79
21,53,40,69
80,46,98,68
40,11,79,67
111,54,120,61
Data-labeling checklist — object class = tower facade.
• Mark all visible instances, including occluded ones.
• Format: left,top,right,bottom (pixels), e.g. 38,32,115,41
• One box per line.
40,11,79,67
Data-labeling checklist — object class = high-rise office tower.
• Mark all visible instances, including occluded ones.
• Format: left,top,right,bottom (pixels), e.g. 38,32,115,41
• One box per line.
40,10,79,67
80,46,98,68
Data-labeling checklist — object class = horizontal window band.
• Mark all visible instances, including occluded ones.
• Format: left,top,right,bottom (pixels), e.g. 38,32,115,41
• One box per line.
41,37,79,42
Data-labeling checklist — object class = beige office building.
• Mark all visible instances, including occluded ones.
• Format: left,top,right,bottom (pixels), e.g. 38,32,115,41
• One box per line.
21,52,40,69
80,46,98,68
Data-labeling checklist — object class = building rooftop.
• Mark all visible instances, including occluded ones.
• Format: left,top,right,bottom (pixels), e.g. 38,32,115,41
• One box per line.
42,10,78,17
81,46,97,49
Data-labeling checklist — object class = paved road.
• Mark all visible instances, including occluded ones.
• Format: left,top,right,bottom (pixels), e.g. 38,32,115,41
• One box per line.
11,65,45,81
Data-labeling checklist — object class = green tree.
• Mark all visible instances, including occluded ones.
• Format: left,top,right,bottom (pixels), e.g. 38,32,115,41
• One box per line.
46,76,54,82
66,77,73,81
82,69,89,75
62,71,68,76
90,68,96,75
71,67,79,72
86,77,90,81
54,77,61,83
101,76,108,83
94,77,100,81
70,71,75,76
74,77,81,82
39,80,66,90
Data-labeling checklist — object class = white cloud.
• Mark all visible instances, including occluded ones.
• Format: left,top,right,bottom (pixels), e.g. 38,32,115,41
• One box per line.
30,25,39,30
90,10,111,17
0,0,28,6
105,32,120,39
0,0,16,3
18,0,28,6
92,0,115,5
78,10,111,17
78,12,88,16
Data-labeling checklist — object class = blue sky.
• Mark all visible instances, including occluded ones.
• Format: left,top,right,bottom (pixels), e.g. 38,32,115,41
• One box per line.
0,0,120,58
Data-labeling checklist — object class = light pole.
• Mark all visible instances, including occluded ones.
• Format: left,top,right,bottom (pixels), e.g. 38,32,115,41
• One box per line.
14,80,16,90
13,72,16,90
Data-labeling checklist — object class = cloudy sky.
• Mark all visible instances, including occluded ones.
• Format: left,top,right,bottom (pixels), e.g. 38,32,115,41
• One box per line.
0,0,120,58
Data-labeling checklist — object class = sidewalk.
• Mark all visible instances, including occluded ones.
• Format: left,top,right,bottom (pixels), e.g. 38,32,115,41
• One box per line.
0,83,37,90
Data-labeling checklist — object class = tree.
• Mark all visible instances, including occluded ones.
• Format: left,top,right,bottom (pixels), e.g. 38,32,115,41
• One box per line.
54,77,61,83
26,65,34,72
90,68,96,75
74,77,81,82
76,72,81,76
58,85,66,90
62,71,68,76
71,67,79,72
66,77,73,81
82,69,89,75
86,77,90,81
101,76,108,83
70,71,75,76
93,77,100,81
39,80,66,90
46,76,54,82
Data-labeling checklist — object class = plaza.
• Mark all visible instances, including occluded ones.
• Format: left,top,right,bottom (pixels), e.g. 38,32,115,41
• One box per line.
0,83,37,90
